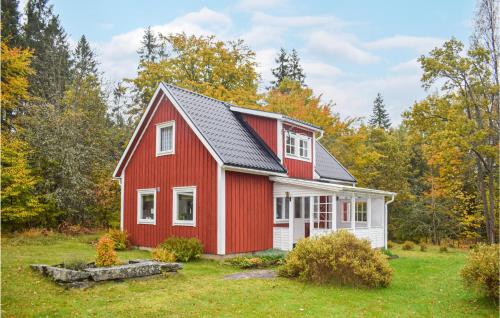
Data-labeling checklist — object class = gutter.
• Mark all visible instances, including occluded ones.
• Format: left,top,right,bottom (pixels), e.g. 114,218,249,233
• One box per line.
384,194,395,249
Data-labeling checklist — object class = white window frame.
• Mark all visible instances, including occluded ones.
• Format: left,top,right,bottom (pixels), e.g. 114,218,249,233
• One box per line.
156,121,175,156
284,131,312,162
340,200,351,223
274,197,290,224
137,188,157,225
172,186,196,227
355,201,368,222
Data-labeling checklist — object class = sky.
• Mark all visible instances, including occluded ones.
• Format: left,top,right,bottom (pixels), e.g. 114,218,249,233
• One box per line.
33,0,475,123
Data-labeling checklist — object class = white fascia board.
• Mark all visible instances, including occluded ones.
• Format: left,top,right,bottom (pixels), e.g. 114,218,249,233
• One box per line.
270,176,396,196
217,165,226,255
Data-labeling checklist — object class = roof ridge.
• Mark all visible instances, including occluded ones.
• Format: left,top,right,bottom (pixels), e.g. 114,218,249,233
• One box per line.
161,82,230,109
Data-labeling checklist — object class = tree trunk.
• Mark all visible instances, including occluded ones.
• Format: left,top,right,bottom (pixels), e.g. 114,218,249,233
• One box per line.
487,171,497,243
476,159,494,243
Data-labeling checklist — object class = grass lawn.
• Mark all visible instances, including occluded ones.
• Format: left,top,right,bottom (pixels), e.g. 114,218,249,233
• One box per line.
1,233,497,318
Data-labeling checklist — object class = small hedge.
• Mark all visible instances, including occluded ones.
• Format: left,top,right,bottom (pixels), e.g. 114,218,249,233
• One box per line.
95,235,119,267
419,242,428,252
401,241,415,250
226,251,285,269
107,229,129,250
387,240,395,249
159,237,203,262
461,244,499,301
439,245,448,253
278,230,392,288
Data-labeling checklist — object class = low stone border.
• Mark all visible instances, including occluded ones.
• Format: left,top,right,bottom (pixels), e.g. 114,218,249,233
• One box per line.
31,260,182,288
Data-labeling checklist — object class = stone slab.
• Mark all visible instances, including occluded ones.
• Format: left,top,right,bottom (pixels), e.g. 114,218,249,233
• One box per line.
224,269,277,280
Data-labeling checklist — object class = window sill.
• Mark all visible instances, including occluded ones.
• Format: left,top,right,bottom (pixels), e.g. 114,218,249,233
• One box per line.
173,222,196,227
274,220,289,224
138,220,156,225
156,151,175,157
284,154,312,163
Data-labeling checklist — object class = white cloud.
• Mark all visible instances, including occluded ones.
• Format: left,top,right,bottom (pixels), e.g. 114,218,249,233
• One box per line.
252,12,346,28
239,0,287,11
306,31,380,64
302,61,343,79
390,58,421,73
94,7,232,82
365,35,443,53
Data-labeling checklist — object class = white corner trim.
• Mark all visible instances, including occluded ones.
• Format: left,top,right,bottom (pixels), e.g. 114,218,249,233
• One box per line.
277,119,283,163
172,186,197,227
155,120,176,156
120,173,124,230
217,165,226,255
137,188,157,225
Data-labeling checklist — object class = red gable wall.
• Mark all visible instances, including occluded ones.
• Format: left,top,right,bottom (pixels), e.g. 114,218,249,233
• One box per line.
240,114,278,154
123,94,218,253
282,124,314,179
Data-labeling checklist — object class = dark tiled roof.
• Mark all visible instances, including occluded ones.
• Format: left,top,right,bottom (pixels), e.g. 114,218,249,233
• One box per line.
315,141,356,183
164,83,286,173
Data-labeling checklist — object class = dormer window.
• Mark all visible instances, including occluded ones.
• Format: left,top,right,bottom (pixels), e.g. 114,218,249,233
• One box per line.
285,131,311,161
156,121,175,156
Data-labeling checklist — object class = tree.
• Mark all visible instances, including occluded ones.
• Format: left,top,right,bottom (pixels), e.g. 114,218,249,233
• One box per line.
1,133,45,230
368,93,391,129
137,26,165,63
22,0,72,105
270,48,289,88
128,33,259,121
288,49,305,85
1,39,33,130
1,0,21,46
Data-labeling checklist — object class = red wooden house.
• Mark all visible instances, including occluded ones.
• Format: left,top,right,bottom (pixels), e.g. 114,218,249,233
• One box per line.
113,83,395,255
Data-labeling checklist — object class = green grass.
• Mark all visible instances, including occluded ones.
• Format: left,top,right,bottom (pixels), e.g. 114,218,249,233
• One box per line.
1,234,497,318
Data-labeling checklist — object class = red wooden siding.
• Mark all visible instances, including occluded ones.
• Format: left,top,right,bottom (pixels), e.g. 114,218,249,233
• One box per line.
240,114,277,154
225,171,274,254
123,93,218,254
282,124,314,179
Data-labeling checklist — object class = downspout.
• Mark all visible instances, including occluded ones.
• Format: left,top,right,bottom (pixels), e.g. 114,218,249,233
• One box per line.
384,194,395,249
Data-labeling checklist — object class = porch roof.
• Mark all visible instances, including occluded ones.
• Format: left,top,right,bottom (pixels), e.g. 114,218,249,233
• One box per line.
270,176,396,197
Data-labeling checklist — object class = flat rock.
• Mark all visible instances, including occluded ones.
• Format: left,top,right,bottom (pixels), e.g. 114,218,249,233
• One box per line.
84,261,182,282
224,269,277,280
30,265,91,282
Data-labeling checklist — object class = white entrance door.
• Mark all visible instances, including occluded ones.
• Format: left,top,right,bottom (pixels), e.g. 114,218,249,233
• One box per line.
293,197,304,243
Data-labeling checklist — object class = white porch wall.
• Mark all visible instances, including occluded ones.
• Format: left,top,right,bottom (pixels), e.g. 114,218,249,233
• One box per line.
371,197,384,227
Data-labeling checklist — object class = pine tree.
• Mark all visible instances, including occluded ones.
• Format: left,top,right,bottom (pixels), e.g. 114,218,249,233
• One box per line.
368,93,391,129
137,26,163,63
270,48,289,88
288,49,305,85
22,0,72,105
1,0,21,46
73,35,98,79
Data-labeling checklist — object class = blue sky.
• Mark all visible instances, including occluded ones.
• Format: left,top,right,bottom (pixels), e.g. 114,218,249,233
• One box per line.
38,0,474,123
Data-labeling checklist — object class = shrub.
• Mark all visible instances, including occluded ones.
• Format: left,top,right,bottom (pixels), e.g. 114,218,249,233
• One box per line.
159,237,203,262
419,243,428,252
58,221,92,235
381,248,393,257
278,230,392,288
401,241,415,250
95,235,119,267
387,240,395,249
63,259,89,271
152,248,176,262
225,254,284,269
107,229,129,250
461,244,499,301
439,245,448,253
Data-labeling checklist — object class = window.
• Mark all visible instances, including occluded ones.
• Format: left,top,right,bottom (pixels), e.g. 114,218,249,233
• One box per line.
294,197,302,218
341,201,351,223
355,201,367,222
173,186,196,226
284,131,311,161
275,197,289,223
312,196,333,229
137,189,156,224
156,121,175,156
304,197,310,219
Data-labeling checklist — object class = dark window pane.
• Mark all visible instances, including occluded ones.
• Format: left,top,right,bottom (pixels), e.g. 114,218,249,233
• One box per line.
141,194,154,220
177,193,193,221
304,197,310,218
276,198,283,219
294,197,302,218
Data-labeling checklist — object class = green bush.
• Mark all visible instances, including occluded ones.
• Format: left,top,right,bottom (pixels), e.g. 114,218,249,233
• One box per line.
159,236,203,262
381,248,394,257
107,229,129,250
439,245,448,253
461,244,499,301
419,242,428,252
278,230,392,288
152,248,176,262
95,235,119,267
402,241,415,250
387,240,395,249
